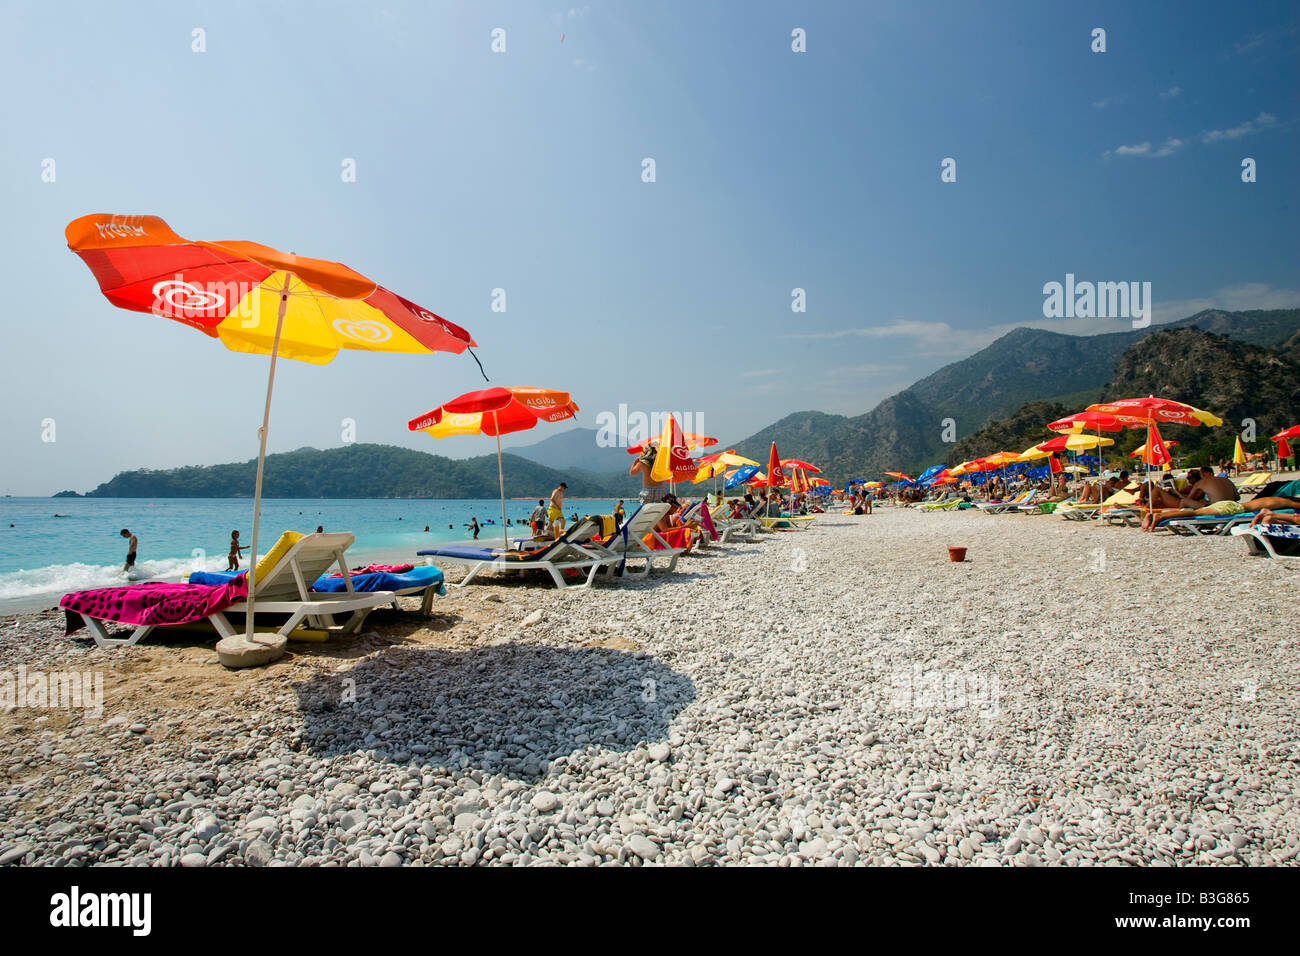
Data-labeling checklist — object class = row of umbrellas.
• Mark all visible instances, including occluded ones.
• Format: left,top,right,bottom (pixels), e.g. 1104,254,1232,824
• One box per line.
891,399,1300,499
69,214,837,652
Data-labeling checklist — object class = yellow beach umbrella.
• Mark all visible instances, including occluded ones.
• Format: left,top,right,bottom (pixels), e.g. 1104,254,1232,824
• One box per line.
1233,435,1248,467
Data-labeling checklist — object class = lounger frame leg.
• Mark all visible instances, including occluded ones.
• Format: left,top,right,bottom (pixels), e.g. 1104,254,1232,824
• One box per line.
82,616,154,647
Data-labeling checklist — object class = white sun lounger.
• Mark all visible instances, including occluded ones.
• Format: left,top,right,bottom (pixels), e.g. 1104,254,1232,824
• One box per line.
594,503,683,578
1230,522,1300,560
70,532,396,648
712,499,763,538
977,490,1035,514
417,519,618,589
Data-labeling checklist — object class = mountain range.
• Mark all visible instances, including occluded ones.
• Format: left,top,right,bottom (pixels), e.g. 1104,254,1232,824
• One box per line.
64,308,1300,496
731,309,1300,475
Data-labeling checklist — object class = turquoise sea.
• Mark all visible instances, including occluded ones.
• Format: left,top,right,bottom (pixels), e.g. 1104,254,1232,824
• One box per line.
0,497,626,613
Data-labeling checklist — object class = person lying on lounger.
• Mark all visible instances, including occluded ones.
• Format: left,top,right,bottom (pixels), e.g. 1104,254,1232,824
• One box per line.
1249,506,1300,527
1139,467,1249,530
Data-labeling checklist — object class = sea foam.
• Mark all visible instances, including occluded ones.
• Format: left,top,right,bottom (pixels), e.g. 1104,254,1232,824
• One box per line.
0,555,229,602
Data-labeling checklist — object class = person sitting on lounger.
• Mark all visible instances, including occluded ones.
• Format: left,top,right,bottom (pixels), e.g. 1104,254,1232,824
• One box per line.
765,491,784,517
657,494,700,551
1179,467,1241,508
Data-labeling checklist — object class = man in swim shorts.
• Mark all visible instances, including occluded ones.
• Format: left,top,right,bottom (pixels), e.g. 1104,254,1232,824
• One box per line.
549,483,567,538
120,528,137,571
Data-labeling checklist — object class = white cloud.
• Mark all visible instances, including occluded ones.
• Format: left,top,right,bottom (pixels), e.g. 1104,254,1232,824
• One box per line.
783,283,1300,357
1159,85,1183,100
1201,112,1277,143
1092,94,1127,110
1107,137,1184,159
823,362,904,378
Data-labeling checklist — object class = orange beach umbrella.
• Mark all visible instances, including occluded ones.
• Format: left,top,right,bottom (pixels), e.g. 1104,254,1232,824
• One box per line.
409,387,578,547
66,213,476,656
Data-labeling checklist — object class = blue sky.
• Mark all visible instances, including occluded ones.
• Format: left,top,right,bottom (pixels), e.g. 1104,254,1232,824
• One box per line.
1,0,1296,494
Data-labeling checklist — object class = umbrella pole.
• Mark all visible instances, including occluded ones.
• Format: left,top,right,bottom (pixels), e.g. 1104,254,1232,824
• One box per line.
494,412,508,551
245,273,292,642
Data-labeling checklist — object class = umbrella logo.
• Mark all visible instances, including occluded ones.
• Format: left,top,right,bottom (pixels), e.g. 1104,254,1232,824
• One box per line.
151,279,226,316
332,318,392,344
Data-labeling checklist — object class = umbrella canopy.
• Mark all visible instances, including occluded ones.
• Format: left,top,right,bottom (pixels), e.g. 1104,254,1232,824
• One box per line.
768,443,785,486
409,387,578,548
724,465,760,489
1129,439,1179,458
1278,436,1294,459
649,415,702,483
1087,397,1223,429
66,213,475,661
884,471,913,481
1233,436,1248,466
1273,424,1300,441
782,458,822,473
1020,434,1114,460
409,387,576,436
1139,422,1173,467
1048,411,1123,433
627,431,718,455
66,214,474,363
1063,465,1090,474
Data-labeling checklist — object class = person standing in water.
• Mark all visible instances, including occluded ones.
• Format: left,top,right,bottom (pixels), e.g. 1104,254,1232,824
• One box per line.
469,516,481,539
120,529,137,571
227,530,248,570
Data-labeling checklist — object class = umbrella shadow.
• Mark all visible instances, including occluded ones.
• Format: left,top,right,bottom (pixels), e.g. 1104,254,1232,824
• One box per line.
293,644,695,781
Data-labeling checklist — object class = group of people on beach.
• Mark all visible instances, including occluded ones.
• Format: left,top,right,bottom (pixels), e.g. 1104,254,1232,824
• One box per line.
1136,469,1300,530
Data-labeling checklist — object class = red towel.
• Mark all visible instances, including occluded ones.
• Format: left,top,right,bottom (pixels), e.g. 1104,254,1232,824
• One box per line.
325,563,414,578
61,578,249,635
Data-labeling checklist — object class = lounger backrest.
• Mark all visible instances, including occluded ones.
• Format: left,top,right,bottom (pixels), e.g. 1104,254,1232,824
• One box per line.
252,532,356,601
620,503,671,538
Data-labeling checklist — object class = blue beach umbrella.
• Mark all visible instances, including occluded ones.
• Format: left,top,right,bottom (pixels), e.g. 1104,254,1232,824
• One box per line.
724,465,760,489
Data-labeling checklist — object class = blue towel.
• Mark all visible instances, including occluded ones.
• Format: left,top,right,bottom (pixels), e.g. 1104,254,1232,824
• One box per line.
189,566,446,596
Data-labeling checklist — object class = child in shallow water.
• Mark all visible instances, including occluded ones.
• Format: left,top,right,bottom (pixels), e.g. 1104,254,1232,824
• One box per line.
227,530,248,570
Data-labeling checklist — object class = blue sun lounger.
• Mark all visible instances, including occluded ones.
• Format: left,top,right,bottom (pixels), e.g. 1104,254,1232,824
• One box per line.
416,518,618,589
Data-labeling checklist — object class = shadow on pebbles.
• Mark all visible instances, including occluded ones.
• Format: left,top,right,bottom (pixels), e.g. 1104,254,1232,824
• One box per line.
293,644,695,782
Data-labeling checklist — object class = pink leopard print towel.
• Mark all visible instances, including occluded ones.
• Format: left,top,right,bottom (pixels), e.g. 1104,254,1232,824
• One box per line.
61,578,249,635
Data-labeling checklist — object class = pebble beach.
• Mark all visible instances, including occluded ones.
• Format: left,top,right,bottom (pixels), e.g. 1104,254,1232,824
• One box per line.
1,507,1297,867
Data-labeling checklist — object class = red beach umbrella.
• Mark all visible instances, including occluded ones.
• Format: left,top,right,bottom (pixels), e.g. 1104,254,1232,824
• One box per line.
409,387,578,548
